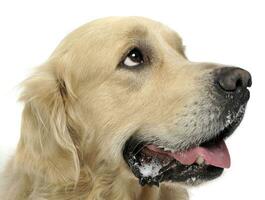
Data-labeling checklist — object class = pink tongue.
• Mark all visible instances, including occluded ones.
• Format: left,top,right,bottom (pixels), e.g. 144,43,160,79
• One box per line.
148,140,230,168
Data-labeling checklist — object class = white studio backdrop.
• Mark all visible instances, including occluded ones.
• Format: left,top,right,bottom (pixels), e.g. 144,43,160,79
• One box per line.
0,0,264,199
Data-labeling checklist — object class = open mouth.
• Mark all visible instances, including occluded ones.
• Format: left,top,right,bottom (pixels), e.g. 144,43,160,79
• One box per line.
123,104,247,186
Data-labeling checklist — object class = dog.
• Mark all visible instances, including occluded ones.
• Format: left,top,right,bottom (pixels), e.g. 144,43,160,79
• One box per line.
0,17,251,200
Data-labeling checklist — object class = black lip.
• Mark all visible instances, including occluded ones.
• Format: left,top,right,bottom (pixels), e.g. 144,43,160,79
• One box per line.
155,161,223,185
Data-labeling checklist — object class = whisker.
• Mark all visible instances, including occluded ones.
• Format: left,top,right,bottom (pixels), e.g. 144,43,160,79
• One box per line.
130,140,143,153
158,160,176,175
133,144,147,157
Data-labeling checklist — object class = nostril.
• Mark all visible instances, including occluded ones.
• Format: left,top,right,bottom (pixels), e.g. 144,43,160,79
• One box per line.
235,79,243,89
218,79,237,92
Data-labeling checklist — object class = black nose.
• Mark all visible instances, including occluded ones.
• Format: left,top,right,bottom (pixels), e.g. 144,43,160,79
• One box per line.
215,67,252,92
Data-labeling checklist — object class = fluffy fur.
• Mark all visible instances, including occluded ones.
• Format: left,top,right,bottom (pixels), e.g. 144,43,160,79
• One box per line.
0,17,228,200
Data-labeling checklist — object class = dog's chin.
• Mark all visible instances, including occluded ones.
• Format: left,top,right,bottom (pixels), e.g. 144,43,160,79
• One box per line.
123,105,246,187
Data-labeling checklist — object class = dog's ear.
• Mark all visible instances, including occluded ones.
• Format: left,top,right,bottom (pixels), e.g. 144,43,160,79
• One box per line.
15,61,82,183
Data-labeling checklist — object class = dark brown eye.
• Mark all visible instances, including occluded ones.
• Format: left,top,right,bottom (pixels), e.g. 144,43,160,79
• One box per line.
123,48,144,67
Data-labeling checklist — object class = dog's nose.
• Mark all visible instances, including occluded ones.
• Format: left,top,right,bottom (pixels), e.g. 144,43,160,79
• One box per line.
215,67,252,92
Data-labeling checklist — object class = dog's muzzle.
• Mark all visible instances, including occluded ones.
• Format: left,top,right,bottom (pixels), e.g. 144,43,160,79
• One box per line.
123,66,252,187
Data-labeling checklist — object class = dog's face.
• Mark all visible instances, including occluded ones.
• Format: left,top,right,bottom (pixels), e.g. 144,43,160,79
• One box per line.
21,17,251,188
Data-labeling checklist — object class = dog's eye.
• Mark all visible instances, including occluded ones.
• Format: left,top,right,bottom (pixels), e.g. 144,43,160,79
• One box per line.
123,48,144,68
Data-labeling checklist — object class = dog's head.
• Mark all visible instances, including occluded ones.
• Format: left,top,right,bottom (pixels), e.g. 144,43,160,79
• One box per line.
18,17,251,187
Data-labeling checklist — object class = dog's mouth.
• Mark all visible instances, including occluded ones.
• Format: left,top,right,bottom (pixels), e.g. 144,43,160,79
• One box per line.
123,138,226,187
123,105,247,186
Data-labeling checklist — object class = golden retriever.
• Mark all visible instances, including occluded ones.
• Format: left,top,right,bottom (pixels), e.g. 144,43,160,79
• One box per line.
0,17,251,200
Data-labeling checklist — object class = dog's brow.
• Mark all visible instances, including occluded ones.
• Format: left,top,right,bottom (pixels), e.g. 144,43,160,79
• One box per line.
125,26,148,39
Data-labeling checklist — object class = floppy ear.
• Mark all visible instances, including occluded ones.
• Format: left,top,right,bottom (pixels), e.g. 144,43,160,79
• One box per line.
15,62,82,183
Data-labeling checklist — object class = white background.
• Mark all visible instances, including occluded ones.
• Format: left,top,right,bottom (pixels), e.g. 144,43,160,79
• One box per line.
0,0,264,199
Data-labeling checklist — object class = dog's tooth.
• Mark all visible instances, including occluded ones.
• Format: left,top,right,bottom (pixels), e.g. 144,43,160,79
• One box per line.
196,156,205,165
164,148,175,152
163,148,171,152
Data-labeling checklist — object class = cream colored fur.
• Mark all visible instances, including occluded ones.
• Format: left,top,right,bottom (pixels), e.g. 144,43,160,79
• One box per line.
0,17,224,200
